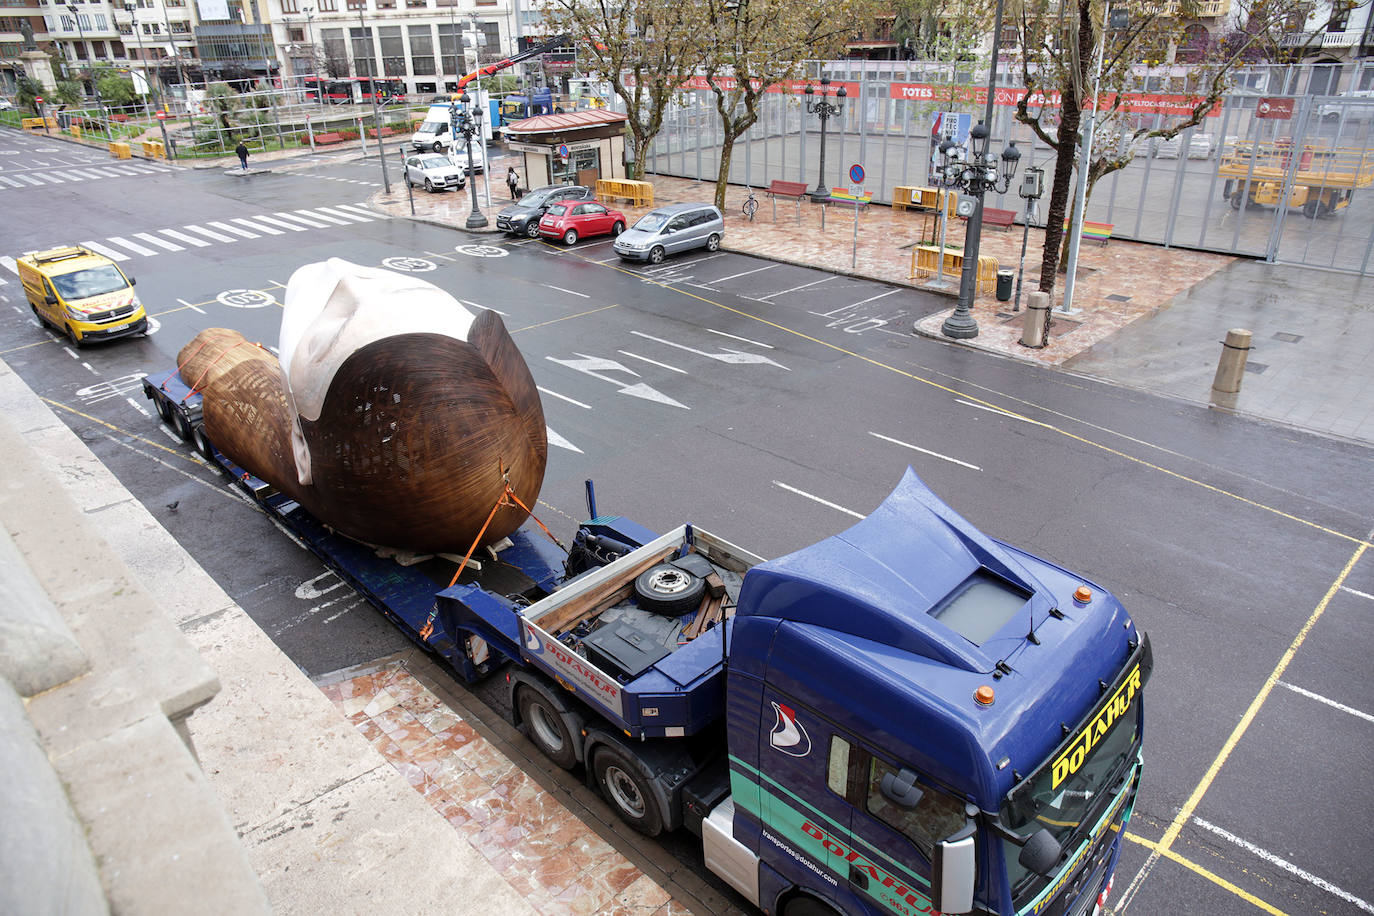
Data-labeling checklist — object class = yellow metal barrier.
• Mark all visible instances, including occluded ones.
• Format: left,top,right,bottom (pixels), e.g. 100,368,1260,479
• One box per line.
21,117,56,131
141,140,166,159
109,141,132,159
910,246,999,294
893,186,957,216
594,178,655,207
69,125,82,139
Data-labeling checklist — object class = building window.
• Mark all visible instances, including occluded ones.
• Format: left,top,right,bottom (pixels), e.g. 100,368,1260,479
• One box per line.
405,0,426,7
288,27,303,41
318,0,337,10
281,0,299,10
379,24,403,75
408,24,433,75
437,22,459,76
351,25,375,76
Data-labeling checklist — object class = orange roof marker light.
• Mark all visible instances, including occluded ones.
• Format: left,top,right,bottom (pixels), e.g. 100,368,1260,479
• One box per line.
1073,585,1093,604
974,685,996,707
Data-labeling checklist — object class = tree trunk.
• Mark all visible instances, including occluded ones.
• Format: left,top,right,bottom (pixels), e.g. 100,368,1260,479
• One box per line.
1037,0,1095,294
714,134,736,212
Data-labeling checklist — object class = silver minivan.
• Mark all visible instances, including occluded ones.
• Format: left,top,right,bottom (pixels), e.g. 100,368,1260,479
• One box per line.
613,202,724,263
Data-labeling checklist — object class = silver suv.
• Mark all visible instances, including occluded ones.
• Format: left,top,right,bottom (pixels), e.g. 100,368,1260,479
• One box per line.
614,203,724,263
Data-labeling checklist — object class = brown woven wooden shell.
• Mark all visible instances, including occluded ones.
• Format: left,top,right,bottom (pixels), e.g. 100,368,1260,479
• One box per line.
177,312,547,554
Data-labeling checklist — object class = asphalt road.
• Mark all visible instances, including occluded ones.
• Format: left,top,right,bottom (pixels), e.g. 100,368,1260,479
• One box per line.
2,128,1372,916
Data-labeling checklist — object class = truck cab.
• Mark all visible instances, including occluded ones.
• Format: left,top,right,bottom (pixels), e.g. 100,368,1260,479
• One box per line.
17,246,147,346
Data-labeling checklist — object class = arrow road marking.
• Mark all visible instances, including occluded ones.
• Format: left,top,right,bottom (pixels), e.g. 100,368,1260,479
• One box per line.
546,354,688,409
630,331,789,369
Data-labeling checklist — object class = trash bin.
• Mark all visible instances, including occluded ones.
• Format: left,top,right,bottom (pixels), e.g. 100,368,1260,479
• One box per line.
996,269,1014,302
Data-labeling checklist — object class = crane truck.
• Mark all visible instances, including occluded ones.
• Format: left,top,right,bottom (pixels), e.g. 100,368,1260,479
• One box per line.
143,368,1150,916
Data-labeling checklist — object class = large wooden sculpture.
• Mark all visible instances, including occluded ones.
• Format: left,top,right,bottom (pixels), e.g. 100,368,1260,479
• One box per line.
177,259,547,553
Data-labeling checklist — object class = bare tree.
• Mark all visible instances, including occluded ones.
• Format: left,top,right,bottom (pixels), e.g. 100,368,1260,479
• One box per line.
542,0,705,179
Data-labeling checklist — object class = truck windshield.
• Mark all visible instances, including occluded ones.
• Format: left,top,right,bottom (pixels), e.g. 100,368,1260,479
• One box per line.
1000,641,1149,903
51,265,128,300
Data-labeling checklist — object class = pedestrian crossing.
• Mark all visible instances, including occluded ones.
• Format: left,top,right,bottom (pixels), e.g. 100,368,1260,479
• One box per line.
0,160,181,190
0,203,386,280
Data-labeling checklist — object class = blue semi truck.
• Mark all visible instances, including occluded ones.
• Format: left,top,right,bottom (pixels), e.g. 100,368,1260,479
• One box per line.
144,369,1150,916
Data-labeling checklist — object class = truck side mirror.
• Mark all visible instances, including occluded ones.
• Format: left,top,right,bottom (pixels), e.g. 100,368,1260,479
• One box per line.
44,294,57,305
931,821,977,914
126,276,136,286
1018,828,1062,876
879,767,924,808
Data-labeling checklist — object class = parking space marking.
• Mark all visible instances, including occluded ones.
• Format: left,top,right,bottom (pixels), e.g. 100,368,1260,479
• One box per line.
1193,818,1373,914
1341,585,1374,601
868,431,981,471
1123,834,1286,916
757,276,834,300
1277,680,1374,724
544,284,590,299
773,481,864,519
712,264,777,283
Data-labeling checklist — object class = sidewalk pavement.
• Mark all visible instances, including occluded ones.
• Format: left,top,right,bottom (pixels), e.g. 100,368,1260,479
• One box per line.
370,166,1374,446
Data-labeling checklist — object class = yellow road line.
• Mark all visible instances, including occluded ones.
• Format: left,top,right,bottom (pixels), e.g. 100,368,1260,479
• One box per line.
1126,832,1289,916
1157,540,1368,853
41,396,201,465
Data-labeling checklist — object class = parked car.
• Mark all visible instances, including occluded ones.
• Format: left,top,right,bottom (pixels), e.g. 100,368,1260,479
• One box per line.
613,203,724,263
537,200,627,245
449,142,488,174
0,98,13,111
404,154,466,192
1320,90,1374,122
496,185,594,238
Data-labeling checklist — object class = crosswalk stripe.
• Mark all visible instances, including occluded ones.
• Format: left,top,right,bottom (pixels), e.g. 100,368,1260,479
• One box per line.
338,203,386,219
80,240,130,261
34,172,64,183
134,232,183,252
316,205,372,222
56,170,86,182
17,175,44,186
0,176,25,187
209,220,259,239
158,228,212,248
67,169,101,179
183,224,236,243
231,217,283,235
294,209,347,226
0,256,17,276
273,211,329,228
106,236,160,257
249,214,308,232
88,167,125,178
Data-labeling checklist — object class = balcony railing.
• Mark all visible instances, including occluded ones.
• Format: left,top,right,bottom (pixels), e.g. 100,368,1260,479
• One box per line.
1280,29,1360,47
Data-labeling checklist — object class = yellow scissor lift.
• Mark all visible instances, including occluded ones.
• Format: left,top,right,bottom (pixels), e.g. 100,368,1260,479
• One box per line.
1219,140,1374,218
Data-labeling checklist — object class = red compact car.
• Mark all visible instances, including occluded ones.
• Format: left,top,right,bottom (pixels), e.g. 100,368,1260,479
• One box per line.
537,200,627,245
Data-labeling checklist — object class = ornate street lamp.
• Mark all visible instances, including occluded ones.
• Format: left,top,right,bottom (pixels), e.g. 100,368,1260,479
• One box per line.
66,3,105,117
803,76,846,203
933,121,1020,338
453,91,488,229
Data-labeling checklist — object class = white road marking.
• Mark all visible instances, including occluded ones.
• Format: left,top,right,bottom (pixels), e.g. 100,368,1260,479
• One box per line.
16,174,44,186
209,220,259,238
1192,818,1373,914
134,232,184,252
0,256,18,275
79,240,130,261
0,176,25,187
81,362,97,374
848,288,901,307
707,328,775,349
1341,585,1374,601
713,264,777,283
296,208,350,226
316,205,372,222
630,331,789,369
251,214,309,232
335,203,384,218
274,211,329,228
1277,680,1374,724
33,172,62,183
158,228,212,247
546,427,583,453
618,350,687,374
545,284,590,299
536,386,591,409
956,398,1035,423
868,431,981,470
773,481,864,519
126,396,151,417
106,236,160,257
230,217,282,236
183,224,237,243
759,276,834,300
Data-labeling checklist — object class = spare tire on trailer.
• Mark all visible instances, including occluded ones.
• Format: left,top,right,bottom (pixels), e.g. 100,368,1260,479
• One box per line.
634,563,705,615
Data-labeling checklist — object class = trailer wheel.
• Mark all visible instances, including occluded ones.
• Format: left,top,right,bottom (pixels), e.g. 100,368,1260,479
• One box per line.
172,410,195,443
635,564,706,615
516,686,577,770
782,896,843,916
192,424,215,461
593,746,663,836
154,396,174,425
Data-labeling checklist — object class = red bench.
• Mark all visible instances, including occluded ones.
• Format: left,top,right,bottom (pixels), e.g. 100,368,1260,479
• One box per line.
766,179,811,223
314,132,348,145
982,207,1017,229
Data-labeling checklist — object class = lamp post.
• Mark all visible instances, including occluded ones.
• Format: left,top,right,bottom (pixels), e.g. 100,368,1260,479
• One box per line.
453,91,488,228
123,2,155,111
933,122,1021,338
66,3,105,118
355,4,390,191
303,7,320,104
803,76,846,202
932,0,1017,339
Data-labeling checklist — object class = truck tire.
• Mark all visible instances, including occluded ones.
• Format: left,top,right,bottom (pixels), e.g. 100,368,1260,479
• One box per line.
173,410,195,443
155,396,174,425
516,685,578,770
192,424,215,461
593,746,664,836
635,564,705,615
782,896,843,916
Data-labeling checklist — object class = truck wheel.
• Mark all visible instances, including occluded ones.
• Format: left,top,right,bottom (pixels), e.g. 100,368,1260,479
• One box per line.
516,686,577,770
635,564,705,615
155,396,174,425
173,410,195,443
783,896,843,916
192,424,215,461
593,746,663,836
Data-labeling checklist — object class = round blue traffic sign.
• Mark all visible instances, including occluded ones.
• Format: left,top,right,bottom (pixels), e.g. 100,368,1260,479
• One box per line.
849,163,865,184
557,144,570,158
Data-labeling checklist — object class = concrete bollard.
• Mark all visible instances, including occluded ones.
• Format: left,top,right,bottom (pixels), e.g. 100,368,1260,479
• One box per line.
1212,328,1252,393
1021,291,1050,347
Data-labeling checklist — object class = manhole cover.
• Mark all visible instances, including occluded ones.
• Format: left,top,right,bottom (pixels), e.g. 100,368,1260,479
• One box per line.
1245,362,1268,374
1272,332,1302,343
1106,294,1132,302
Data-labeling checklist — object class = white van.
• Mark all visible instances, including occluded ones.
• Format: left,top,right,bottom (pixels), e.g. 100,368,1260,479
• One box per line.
410,92,492,153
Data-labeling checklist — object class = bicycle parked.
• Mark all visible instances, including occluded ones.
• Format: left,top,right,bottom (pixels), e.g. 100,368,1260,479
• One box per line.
742,187,758,221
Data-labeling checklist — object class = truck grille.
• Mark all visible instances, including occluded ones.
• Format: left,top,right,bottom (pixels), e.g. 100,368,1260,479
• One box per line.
88,304,137,324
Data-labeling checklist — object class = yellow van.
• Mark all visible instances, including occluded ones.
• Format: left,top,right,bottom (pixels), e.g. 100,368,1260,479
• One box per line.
17,246,148,346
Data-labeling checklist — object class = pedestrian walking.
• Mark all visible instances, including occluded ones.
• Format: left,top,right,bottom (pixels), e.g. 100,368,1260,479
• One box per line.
235,140,249,172
507,165,519,200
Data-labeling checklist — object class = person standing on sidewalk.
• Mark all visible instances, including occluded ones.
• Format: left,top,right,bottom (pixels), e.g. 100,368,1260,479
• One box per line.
506,165,519,200
235,140,249,172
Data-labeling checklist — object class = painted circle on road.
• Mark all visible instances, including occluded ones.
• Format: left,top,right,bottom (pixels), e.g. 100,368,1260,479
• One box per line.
455,244,508,258
849,163,865,184
216,288,277,309
381,256,438,272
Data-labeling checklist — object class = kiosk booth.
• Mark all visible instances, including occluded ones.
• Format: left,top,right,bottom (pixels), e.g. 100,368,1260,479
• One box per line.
503,109,630,190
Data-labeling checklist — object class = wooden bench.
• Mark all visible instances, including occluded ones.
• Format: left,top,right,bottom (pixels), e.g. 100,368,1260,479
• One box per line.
766,179,810,223
314,132,348,145
1065,219,1114,245
982,207,1017,229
